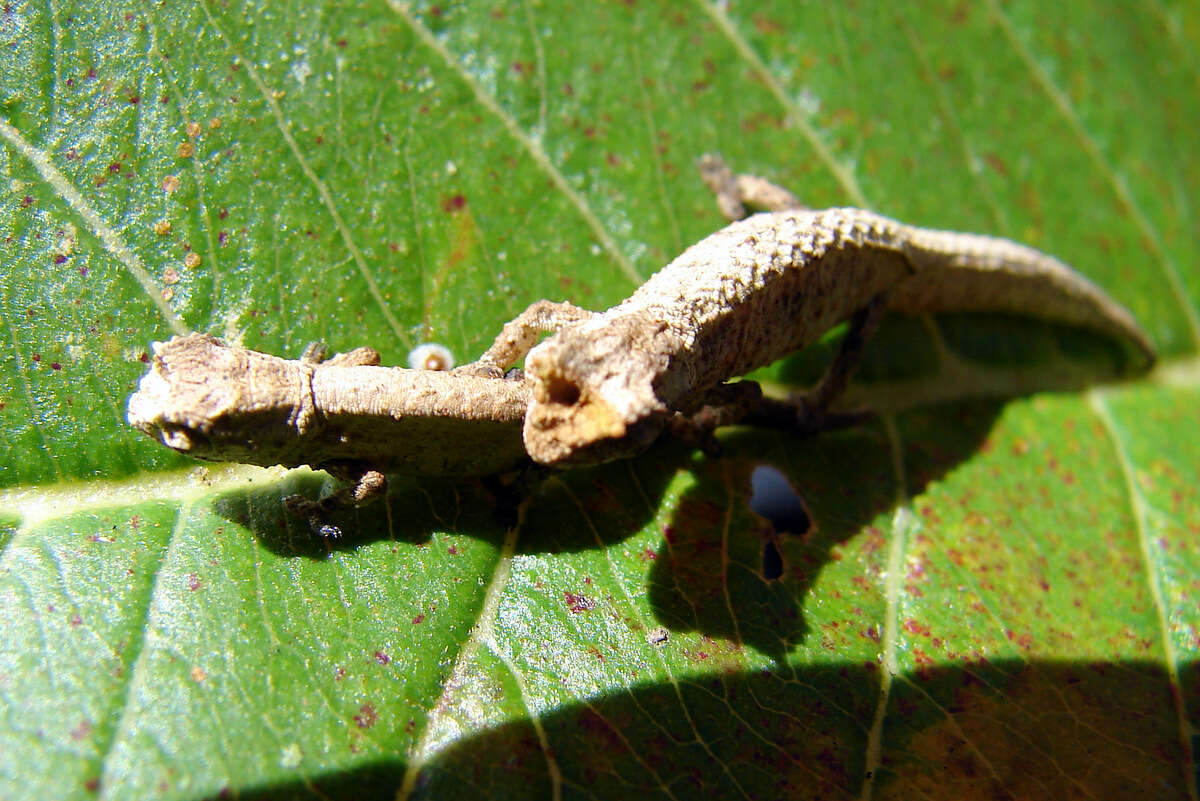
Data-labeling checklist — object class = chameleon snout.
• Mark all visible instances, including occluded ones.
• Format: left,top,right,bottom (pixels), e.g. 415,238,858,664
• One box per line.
126,351,216,456
523,340,668,467
523,361,628,465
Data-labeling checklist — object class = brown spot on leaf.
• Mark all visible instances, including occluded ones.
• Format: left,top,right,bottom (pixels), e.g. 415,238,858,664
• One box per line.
354,704,378,729
564,591,595,614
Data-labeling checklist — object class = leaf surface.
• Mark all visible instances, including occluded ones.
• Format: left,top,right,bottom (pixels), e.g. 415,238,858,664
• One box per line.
1,1,1197,799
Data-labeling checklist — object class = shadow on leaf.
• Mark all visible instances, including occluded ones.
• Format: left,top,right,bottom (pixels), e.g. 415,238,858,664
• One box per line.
215,657,1195,801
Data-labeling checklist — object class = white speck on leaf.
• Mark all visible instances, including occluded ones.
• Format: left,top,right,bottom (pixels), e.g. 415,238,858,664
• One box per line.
280,743,303,769
291,60,312,85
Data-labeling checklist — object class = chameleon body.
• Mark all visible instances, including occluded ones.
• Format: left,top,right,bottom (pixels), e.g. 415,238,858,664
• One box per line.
513,206,1154,466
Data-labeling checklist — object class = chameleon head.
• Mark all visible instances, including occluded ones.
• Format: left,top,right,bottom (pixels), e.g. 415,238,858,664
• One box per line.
126,333,312,466
522,313,680,467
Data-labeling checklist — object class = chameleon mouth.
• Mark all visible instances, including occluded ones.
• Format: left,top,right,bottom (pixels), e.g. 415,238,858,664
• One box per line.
543,373,581,407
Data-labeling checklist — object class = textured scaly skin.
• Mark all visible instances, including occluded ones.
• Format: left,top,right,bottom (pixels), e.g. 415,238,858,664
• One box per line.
523,208,1153,466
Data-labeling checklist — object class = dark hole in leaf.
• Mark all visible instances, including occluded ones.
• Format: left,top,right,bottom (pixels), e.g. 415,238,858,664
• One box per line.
749,465,810,535
761,538,784,581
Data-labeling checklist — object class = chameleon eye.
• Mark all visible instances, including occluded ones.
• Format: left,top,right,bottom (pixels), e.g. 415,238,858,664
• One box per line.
407,343,455,371
160,425,205,453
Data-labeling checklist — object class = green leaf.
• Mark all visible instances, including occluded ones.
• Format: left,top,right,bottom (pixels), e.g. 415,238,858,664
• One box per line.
2,1,1197,800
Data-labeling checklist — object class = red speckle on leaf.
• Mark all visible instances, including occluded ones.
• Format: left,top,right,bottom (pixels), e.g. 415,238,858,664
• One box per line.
186,573,201,591
108,162,121,173
139,352,150,363
441,194,466,212
218,208,229,220
334,666,347,680
128,95,140,104
640,547,657,561
51,362,62,370
218,231,229,246
86,67,96,79
129,515,140,529
70,613,83,627
411,614,425,625
1005,629,1034,650
354,704,378,729
903,619,932,637
374,651,390,665
447,545,458,555
20,196,33,208
70,720,92,740
564,591,595,614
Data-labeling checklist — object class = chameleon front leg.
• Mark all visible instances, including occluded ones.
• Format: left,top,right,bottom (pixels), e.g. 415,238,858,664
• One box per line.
464,299,596,376
747,295,886,434
673,295,886,445
698,153,808,220
667,381,766,455
284,467,388,539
